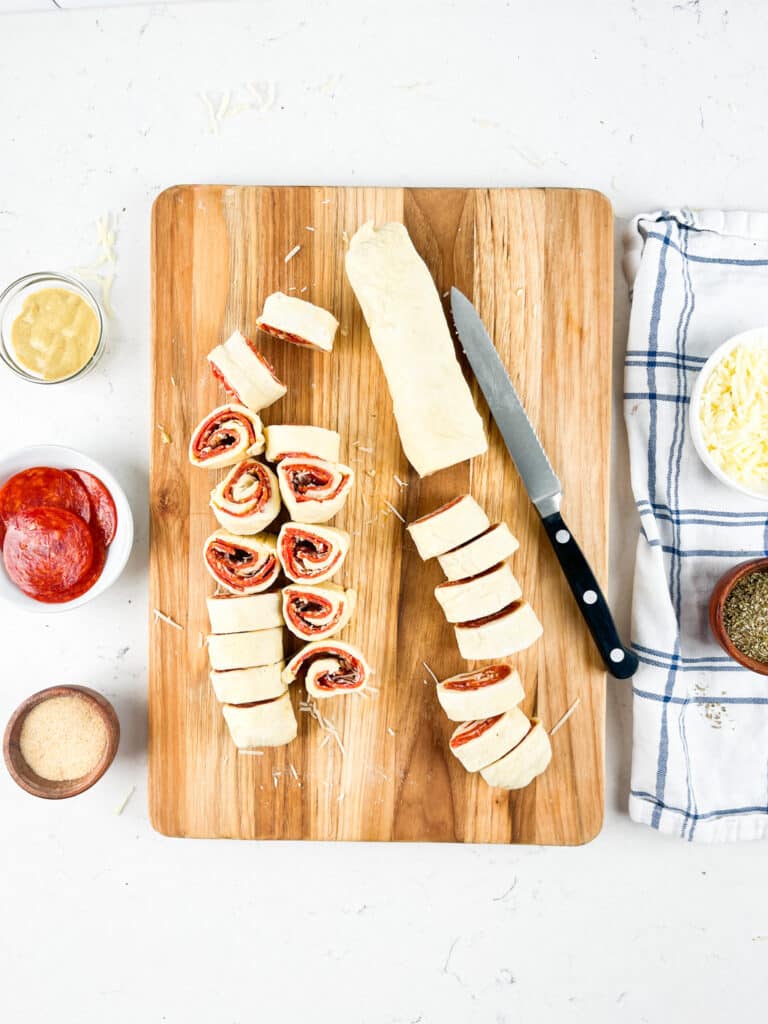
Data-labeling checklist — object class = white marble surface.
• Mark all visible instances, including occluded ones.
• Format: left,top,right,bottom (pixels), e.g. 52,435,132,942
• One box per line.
1,2,767,1021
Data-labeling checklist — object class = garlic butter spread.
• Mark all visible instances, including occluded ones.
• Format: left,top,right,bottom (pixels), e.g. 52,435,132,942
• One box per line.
10,287,99,381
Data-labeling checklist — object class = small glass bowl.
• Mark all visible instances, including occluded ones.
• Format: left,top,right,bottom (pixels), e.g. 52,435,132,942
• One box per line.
0,271,105,385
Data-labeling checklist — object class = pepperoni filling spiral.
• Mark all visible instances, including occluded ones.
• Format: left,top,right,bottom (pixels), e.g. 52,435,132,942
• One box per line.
189,404,263,467
285,589,342,635
277,524,348,582
450,714,504,748
284,641,369,695
204,533,279,594
282,584,353,641
214,460,276,519
278,459,351,504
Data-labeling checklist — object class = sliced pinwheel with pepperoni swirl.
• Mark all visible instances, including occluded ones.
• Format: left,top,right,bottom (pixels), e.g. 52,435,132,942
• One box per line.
188,404,265,470
209,458,280,534
436,664,525,722
449,707,530,773
277,522,350,583
276,457,354,524
282,639,371,699
203,529,280,595
207,330,287,412
282,582,356,641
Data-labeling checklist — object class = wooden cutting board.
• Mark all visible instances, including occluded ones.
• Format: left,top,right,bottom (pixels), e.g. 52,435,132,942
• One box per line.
149,186,612,844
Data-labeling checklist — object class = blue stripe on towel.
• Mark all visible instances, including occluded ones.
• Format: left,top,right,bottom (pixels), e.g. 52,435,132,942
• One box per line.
644,230,768,267
624,392,691,404
631,790,768,823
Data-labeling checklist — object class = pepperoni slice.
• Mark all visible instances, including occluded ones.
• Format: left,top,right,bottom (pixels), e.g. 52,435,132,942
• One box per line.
3,508,95,601
0,467,91,546
51,529,107,603
67,470,117,546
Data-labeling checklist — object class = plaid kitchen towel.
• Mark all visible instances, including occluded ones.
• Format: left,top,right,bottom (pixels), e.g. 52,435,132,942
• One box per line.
624,209,768,841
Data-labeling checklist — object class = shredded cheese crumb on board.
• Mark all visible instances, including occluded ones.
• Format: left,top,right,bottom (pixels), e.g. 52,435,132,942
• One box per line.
699,341,768,488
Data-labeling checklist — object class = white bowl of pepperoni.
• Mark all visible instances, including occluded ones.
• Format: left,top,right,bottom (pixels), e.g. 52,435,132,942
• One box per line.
0,445,133,612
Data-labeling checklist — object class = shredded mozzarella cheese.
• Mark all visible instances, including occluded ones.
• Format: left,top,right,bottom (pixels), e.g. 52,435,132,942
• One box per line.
699,342,768,487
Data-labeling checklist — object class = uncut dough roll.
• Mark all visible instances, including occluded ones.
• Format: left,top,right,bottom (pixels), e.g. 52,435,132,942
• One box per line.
277,457,354,523
345,221,487,477
480,719,552,790
264,424,341,464
448,707,531,773
207,628,284,671
438,523,520,581
277,522,351,583
188,403,265,469
434,562,522,623
408,495,489,561
436,664,525,722
209,458,280,534
256,292,339,353
203,530,280,595
282,582,356,641
454,601,543,660
206,592,283,634
282,639,370,699
222,692,297,749
207,330,287,412
210,662,286,704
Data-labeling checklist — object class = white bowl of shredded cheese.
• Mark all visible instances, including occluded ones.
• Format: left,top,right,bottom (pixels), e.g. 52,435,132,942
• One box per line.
690,328,768,501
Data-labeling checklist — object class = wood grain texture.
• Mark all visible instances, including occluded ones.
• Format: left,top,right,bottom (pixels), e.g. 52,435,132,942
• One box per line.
149,186,613,844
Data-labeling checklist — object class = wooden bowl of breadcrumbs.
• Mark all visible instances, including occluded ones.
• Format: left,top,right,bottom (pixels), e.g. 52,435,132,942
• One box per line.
3,685,119,798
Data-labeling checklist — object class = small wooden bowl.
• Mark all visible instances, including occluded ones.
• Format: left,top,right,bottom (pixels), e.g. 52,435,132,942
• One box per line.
709,557,768,676
3,685,120,799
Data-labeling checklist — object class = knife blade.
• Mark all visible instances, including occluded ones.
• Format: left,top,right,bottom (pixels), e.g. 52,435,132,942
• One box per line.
450,287,637,679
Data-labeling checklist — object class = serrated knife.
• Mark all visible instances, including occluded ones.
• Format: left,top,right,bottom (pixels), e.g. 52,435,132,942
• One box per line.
450,288,637,679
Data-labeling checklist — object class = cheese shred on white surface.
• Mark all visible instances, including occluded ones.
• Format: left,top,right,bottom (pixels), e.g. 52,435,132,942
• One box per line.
699,342,768,486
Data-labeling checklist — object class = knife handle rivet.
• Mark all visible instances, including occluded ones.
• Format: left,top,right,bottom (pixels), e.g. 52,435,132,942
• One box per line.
610,648,626,663
555,529,570,544
583,590,598,605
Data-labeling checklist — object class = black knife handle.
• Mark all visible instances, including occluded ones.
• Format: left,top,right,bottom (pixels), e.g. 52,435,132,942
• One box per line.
541,511,638,679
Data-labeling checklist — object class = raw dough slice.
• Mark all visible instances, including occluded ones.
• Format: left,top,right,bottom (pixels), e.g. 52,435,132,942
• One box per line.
480,719,552,789
222,692,297,748
408,495,489,561
436,664,525,722
454,601,543,660
203,530,280,595
207,330,287,412
264,424,340,463
206,592,283,634
277,457,354,523
282,582,356,641
438,523,519,581
277,522,351,583
345,221,487,477
188,404,265,469
210,662,286,704
209,459,280,534
282,639,370,699
256,292,339,352
207,627,284,671
448,707,531,773
434,562,522,623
